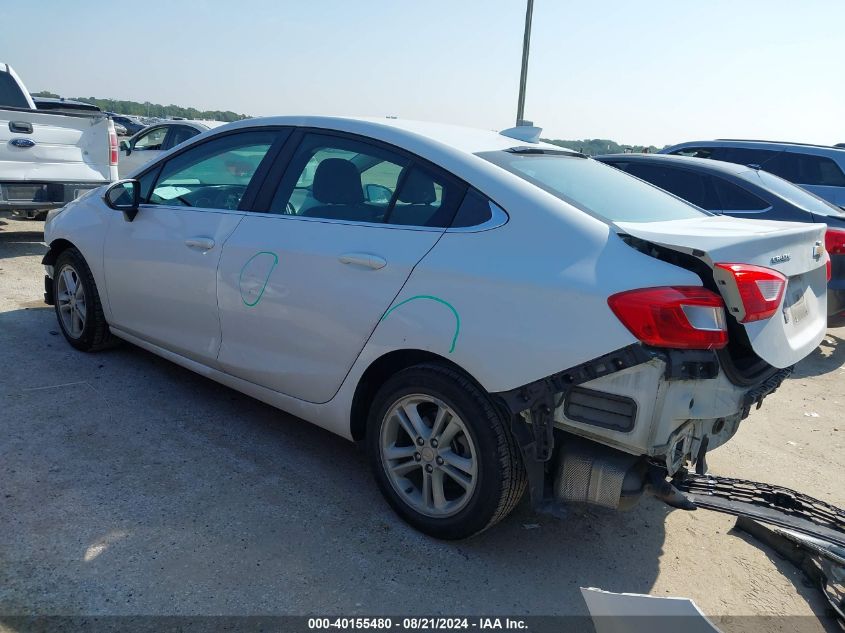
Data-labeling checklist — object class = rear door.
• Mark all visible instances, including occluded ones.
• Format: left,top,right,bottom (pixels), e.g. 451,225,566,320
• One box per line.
104,128,283,364
616,216,827,368
216,131,465,403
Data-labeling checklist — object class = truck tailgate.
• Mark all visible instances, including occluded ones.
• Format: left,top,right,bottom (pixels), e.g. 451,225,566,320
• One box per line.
0,108,113,183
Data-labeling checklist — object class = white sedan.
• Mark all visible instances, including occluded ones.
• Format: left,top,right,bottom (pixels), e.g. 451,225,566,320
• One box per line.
43,117,829,538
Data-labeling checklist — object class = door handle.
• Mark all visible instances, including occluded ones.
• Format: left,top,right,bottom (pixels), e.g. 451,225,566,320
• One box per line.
339,252,387,270
185,237,215,251
9,121,33,134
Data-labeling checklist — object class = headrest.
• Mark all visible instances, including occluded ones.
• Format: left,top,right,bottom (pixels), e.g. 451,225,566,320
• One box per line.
312,158,364,204
398,168,437,204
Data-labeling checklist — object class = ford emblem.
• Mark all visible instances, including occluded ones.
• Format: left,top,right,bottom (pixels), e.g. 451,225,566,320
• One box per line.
10,138,36,148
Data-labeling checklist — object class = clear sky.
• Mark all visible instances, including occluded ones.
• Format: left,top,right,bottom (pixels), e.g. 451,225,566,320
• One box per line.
3,0,843,146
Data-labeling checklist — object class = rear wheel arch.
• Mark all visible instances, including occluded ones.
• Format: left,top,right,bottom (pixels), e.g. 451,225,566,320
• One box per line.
350,349,488,442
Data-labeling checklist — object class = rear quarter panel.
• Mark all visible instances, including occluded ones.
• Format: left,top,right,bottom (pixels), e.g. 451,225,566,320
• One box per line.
352,177,702,393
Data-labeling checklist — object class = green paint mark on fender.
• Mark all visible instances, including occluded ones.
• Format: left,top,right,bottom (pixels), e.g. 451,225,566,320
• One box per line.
380,295,461,353
239,251,279,307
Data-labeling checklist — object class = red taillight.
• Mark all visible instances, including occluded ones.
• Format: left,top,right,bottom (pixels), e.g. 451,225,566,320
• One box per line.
109,129,118,166
826,228,845,256
608,286,728,350
714,263,786,323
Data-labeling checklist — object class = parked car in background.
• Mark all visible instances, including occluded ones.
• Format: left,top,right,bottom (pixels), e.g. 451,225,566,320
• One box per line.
596,153,845,325
42,117,828,538
107,113,145,136
659,140,845,210
117,119,224,177
0,63,117,219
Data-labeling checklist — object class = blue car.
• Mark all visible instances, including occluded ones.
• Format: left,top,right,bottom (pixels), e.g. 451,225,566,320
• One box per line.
596,153,845,325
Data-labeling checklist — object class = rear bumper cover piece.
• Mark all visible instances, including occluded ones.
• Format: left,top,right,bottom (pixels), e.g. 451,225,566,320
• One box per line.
496,344,791,506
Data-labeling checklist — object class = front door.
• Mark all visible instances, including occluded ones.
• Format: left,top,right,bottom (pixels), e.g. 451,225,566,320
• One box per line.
216,131,465,403
104,128,281,363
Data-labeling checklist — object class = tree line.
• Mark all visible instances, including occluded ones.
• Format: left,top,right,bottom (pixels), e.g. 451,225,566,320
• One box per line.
542,138,662,156
31,91,248,122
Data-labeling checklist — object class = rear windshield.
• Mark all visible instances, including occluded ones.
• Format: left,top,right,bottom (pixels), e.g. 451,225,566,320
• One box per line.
741,169,845,217
478,151,707,223
0,71,30,109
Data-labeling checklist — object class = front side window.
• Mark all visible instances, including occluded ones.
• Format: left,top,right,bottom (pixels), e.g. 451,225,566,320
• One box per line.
270,134,464,227
480,151,706,223
148,130,277,210
133,127,168,151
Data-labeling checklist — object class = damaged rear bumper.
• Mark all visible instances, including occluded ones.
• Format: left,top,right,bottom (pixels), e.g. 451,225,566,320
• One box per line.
496,344,791,510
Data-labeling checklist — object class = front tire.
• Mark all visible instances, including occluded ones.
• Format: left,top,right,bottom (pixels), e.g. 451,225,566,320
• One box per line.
367,363,526,539
53,247,117,352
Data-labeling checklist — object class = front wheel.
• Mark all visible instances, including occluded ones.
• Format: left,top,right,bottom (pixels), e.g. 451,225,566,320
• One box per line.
53,247,118,351
367,363,526,539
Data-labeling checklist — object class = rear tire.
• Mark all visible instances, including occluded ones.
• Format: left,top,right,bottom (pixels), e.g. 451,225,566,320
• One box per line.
366,363,526,539
53,247,118,352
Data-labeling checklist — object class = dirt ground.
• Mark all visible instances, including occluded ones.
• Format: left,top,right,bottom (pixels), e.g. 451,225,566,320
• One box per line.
1,216,843,632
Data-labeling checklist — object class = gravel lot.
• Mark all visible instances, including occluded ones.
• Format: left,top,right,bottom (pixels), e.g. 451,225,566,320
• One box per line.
1,216,843,631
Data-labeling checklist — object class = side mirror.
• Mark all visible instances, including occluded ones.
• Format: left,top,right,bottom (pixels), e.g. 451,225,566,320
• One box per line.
119,140,131,155
364,183,392,204
104,179,141,221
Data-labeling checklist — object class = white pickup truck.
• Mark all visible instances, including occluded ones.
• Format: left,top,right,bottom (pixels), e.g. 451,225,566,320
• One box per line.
0,63,118,219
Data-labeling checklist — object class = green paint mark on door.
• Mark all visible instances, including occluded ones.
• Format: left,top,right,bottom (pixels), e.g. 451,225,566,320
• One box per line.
239,251,279,307
380,294,461,353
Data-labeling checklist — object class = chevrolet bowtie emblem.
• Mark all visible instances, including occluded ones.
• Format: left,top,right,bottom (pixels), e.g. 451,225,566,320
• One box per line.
812,241,823,261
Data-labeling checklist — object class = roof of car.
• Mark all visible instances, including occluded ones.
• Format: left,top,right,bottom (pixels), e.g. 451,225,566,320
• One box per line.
596,152,754,175
218,116,573,156
661,139,845,156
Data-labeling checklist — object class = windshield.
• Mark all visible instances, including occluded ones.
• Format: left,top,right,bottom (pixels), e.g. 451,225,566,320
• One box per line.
740,169,845,217
478,151,707,223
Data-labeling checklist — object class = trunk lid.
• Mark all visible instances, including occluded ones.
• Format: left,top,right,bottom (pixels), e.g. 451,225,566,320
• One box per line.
616,216,827,368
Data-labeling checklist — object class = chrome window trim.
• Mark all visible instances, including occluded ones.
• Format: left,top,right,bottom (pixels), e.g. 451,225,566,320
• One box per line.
721,206,773,215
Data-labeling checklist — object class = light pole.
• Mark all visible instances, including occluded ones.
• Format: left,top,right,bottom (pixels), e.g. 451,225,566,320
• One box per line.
516,0,534,126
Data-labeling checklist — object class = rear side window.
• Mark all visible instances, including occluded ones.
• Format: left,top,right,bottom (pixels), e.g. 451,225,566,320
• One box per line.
762,152,845,187
623,163,720,211
167,125,201,149
451,189,494,227
479,151,706,223
742,170,845,216
711,179,770,212
271,133,464,227
718,147,780,167
0,71,30,109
